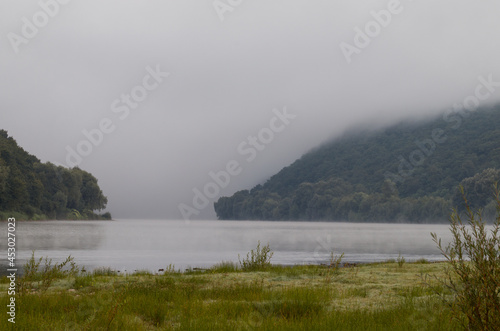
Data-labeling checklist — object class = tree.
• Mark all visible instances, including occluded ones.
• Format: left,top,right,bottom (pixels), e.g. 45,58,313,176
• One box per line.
454,168,500,212
0,131,110,220
214,105,500,222
80,171,108,211
53,191,68,216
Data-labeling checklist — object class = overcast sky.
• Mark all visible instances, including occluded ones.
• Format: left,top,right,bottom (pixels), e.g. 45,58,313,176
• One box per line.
1,0,500,220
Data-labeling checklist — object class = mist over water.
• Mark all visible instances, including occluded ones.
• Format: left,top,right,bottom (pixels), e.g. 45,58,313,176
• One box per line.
0,220,452,275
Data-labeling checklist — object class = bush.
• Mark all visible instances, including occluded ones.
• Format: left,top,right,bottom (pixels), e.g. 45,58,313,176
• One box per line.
18,251,81,294
325,251,344,283
431,187,500,330
239,241,273,271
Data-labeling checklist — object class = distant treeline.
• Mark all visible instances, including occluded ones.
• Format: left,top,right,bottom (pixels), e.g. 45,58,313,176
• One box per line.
0,130,110,220
215,105,500,222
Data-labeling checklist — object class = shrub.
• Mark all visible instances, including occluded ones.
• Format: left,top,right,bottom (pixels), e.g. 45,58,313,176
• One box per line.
431,187,500,330
330,251,344,270
18,251,81,294
239,241,274,271
325,251,344,283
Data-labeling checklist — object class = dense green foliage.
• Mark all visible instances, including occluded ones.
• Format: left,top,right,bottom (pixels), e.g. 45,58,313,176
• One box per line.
215,105,500,222
0,130,110,220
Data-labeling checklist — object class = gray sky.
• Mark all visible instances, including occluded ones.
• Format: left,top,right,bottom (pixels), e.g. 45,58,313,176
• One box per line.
1,0,500,220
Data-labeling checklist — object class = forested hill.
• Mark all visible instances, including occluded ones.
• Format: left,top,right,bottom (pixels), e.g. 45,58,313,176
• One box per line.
214,105,500,223
0,130,110,220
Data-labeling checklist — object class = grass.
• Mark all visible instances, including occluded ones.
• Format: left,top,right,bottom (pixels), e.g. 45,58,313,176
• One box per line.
397,252,406,268
0,261,461,330
93,267,118,277
209,261,240,273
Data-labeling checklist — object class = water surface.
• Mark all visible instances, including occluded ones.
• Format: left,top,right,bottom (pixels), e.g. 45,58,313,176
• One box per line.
0,219,452,275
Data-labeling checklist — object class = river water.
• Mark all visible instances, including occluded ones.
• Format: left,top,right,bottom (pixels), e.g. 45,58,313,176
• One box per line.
0,219,452,275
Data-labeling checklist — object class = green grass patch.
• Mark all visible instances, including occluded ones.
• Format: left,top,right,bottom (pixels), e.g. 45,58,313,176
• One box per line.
0,260,464,330
92,267,118,277
209,261,239,273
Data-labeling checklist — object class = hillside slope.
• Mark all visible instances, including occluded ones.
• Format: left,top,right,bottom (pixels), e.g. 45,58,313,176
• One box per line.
0,130,110,220
214,105,500,222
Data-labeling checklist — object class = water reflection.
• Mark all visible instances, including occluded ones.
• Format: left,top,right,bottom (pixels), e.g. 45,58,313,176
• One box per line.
14,220,104,250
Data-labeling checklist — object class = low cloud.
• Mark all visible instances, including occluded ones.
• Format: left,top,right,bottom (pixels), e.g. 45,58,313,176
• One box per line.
1,0,499,219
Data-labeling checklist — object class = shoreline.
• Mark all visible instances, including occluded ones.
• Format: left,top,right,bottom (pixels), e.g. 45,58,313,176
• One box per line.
1,259,447,278
2,217,454,224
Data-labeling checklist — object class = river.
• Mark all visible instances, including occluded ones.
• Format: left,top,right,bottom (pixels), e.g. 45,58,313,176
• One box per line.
0,219,452,275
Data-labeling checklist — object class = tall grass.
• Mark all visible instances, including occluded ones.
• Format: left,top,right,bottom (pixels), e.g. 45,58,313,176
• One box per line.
92,266,118,277
209,261,239,273
397,252,406,268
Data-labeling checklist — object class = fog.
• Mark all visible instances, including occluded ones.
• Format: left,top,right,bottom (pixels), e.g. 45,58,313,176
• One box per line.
1,0,500,219
0,220,453,274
